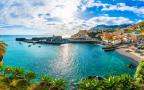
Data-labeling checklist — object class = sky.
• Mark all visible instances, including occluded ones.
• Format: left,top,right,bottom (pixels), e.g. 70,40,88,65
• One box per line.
0,0,144,36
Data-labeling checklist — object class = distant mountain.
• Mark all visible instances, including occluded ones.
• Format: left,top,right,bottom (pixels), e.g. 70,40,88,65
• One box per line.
91,24,132,31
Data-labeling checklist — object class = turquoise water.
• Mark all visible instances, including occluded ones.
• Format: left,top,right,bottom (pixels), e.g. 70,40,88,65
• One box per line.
0,35,136,82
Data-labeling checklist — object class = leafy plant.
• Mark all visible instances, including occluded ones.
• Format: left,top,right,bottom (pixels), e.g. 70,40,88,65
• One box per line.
78,79,104,90
12,67,24,79
0,41,7,63
25,71,36,82
51,78,66,90
135,60,144,84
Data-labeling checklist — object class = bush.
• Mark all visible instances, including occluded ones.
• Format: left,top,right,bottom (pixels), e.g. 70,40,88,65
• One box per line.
135,60,144,84
78,74,135,90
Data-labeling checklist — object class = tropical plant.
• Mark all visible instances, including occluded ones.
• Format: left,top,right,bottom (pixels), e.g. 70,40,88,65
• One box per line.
105,76,119,89
12,67,24,79
105,74,135,89
4,66,14,75
78,79,104,90
0,41,7,63
0,64,4,71
118,74,135,89
78,74,135,90
25,71,36,82
51,78,66,90
135,60,144,84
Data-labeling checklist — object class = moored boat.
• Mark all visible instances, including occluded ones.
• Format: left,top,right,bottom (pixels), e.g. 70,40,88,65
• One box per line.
102,45,116,51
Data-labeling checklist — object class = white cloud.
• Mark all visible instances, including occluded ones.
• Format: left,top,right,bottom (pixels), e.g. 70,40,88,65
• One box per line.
80,0,144,15
102,3,144,15
0,0,137,36
132,0,144,2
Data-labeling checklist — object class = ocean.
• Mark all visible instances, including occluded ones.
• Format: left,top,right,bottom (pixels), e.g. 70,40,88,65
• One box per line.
0,35,136,82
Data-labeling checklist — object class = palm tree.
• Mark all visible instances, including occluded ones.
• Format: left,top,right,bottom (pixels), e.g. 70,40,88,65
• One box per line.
12,67,24,79
25,71,36,83
0,41,7,63
40,75,53,89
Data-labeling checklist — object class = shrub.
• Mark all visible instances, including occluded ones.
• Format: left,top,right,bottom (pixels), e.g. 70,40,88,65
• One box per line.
135,60,144,84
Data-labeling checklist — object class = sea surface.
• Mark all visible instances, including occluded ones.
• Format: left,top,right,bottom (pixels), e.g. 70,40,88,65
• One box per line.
0,35,137,82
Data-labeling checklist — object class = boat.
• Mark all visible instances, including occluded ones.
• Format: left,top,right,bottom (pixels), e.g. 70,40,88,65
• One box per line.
102,45,116,51
127,64,135,68
19,42,22,44
28,45,31,47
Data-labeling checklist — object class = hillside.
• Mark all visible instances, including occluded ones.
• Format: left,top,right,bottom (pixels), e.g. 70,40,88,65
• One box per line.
91,24,131,31
124,21,144,31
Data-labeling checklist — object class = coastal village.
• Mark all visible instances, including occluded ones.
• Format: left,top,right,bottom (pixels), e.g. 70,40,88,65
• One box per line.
16,21,144,62
70,21,144,62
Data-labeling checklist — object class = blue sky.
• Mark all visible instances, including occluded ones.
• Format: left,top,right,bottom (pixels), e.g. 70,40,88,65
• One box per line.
0,0,144,36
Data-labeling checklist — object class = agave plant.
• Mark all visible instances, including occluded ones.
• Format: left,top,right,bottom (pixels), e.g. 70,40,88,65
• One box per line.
51,78,66,90
105,76,118,89
0,41,7,63
78,79,104,90
25,71,36,82
117,74,134,89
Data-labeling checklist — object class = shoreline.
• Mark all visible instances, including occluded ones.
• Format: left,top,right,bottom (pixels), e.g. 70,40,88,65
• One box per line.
116,48,142,64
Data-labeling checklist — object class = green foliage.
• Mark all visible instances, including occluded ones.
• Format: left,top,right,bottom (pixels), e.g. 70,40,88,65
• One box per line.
78,79,104,90
25,71,36,82
40,76,66,90
41,75,52,83
13,67,24,79
52,78,66,90
105,74,134,89
78,74,135,90
124,30,134,33
0,64,4,71
4,66,14,74
0,41,7,62
135,60,144,84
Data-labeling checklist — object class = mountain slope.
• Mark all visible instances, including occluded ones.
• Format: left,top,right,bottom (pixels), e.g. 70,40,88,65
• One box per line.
91,24,131,31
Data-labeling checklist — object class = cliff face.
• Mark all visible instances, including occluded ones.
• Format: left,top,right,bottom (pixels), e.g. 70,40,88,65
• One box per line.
71,30,91,38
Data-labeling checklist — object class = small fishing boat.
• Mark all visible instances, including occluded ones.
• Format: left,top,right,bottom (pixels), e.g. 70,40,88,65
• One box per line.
28,45,31,47
19,42,22,45
127,64,135,68
102,45,116,51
